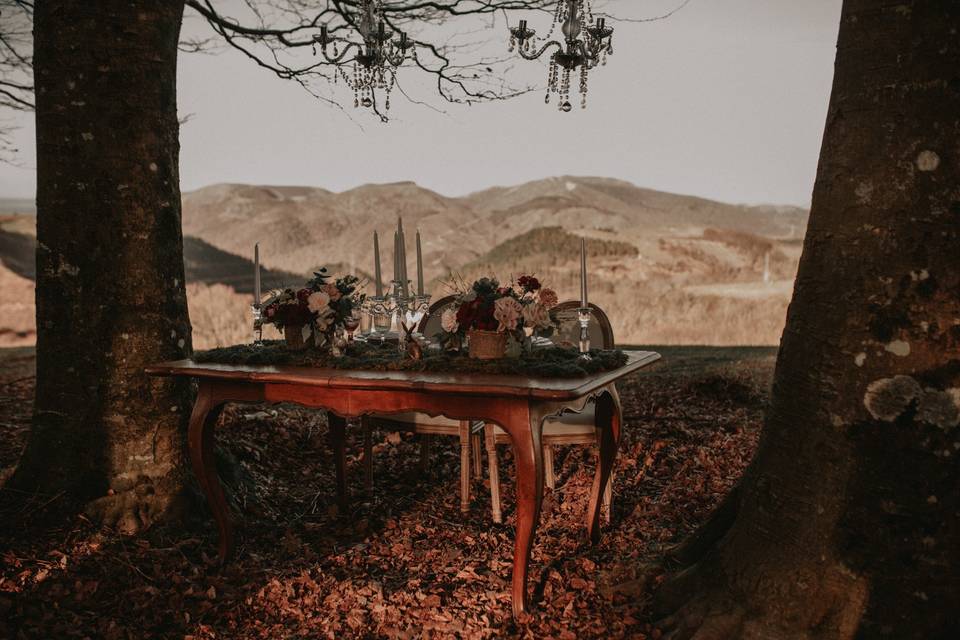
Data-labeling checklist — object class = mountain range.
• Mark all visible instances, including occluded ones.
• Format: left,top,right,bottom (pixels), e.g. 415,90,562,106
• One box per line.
1,176,808,348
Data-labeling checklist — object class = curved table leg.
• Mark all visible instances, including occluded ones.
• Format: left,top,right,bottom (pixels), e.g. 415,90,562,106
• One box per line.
586,387,621,544
505,404,544,618
188,382,232,563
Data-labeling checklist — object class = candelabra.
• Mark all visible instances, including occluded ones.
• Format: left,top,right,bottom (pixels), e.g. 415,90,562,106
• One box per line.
313,0,416,113
364,279,430,350
508,0,614,111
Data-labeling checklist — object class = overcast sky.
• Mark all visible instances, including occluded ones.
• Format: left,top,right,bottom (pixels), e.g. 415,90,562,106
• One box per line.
0,0,842,207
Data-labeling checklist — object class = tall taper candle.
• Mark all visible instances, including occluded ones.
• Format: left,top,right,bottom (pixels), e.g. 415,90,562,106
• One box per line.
254,243,261,307
393,230,400,286
580,237,588,307
373,231,383,297
398,218,409,298
416,230,424,296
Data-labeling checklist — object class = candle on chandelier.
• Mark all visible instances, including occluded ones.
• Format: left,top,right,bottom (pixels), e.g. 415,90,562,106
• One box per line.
416,230,424,296
254,243,261,307
373,231,383,297
580,237,588,308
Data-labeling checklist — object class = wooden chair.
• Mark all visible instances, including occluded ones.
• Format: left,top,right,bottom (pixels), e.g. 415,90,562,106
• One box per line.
484,301,617,523
360,295,483,512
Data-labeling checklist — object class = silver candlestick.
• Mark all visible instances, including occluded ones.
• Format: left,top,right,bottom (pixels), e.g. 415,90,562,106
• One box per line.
251,303,264,347
577,307,592,360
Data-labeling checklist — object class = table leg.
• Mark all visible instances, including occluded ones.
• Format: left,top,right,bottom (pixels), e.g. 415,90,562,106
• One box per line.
586,389,621,544
188,383,232,563
328,413,349,511
506,406,544,617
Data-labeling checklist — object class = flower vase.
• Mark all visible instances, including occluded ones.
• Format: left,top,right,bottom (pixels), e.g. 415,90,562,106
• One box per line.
284,324,310,350
468,329,507,360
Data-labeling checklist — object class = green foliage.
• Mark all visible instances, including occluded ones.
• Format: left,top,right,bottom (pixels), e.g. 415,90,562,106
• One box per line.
194,341,628,378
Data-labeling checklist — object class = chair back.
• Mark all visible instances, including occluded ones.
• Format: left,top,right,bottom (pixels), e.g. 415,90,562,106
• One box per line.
418,294,460,337
548,301,615,349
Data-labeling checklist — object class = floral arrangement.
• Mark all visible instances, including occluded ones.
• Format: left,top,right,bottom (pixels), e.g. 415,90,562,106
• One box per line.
261,268,364,349
439,275,558,352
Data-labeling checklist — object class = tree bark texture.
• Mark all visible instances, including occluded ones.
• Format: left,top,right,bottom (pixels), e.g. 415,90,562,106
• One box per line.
9,1,193,533
656,2,960,638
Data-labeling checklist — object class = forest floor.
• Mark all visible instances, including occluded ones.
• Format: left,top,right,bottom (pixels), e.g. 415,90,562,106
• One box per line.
0,345,775,639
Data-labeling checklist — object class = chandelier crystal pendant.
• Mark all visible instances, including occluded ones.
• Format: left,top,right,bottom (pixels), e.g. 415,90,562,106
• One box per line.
508,0,613,111
313,0,416,112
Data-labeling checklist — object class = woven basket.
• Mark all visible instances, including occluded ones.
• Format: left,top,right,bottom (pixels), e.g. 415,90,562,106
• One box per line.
468,328,507,360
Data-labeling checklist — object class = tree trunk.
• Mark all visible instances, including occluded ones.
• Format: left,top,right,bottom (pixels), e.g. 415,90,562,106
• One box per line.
655,2,960,638
8,1,192,533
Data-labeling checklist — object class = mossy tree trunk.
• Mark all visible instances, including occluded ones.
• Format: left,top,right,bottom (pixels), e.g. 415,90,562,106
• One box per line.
8,0,194,533
655,2,960,638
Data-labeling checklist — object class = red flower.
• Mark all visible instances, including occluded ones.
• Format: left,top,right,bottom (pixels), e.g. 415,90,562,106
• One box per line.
517,275,541,292
296,288,313,304
456,300,478,329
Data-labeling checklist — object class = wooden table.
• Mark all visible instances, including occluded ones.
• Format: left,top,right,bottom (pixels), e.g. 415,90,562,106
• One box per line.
146,350,660,616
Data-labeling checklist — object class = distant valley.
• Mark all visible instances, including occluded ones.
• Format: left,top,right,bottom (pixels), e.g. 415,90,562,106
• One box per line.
1,176,807,348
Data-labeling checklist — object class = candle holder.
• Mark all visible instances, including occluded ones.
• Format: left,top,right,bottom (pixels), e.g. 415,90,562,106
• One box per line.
361,283,430,345
251,304,264,347
405,294,432,336
364,295,393,343
577,307,592,360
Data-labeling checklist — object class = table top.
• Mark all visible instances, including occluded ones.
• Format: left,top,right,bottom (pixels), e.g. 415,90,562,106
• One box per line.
146,350,661,401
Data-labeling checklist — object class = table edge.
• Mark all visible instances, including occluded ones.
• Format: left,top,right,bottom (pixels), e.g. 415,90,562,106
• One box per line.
146,350,661,400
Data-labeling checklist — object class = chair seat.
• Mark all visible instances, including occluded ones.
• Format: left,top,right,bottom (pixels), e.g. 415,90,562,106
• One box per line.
492,406,598,443
370,412,463,434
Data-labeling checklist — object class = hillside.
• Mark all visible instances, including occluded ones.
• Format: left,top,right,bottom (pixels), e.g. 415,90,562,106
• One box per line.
1,177,807,347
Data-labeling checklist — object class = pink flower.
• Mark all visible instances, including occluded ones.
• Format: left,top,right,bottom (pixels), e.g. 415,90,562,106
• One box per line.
538,288,558,309
494,297,523,332
522,302,551,330
323,283,342,302
441,308,459,333
307,291,331,314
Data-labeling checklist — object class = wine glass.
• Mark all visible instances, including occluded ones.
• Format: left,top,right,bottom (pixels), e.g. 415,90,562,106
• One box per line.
343,310,361,342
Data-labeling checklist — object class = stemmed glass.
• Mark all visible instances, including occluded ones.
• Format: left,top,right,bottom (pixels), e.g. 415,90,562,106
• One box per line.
343,309,361,343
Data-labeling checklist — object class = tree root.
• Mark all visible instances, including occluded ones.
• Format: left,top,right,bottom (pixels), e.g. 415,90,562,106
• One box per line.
652,555,869,640
666,486,740,568
84,475,189,535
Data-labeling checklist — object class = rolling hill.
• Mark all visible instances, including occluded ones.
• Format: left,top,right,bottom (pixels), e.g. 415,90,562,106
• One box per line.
1,176,808,347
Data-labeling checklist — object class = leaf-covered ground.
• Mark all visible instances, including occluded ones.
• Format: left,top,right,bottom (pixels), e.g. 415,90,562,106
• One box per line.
0,346,774,639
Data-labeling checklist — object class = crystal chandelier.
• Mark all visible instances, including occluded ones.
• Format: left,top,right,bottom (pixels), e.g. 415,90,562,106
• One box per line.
508,0,614,111
313,0,416,112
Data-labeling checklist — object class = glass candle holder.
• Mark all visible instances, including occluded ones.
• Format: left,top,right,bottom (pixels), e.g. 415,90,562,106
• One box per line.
577,307,592,360
251,304,264,347
366,297,392,339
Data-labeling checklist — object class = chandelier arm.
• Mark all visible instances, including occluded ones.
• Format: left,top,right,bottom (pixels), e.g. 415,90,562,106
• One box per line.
517,39,562,61
383,50,408,67
318,41,363,64
573,39,604,66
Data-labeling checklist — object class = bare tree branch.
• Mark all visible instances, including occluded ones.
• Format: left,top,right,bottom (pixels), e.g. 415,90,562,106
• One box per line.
182,0,562,117
0,0,33,160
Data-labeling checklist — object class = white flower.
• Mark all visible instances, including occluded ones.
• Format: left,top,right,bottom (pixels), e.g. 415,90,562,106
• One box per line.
522,302,551,330
314,306,336,331
307,291,331,314
441,308,459,333
494,297,523,332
